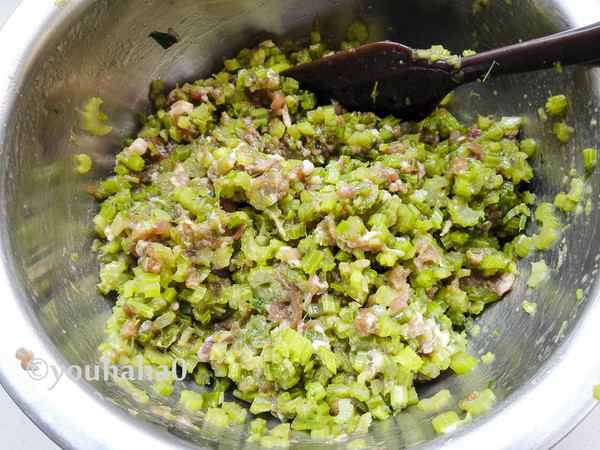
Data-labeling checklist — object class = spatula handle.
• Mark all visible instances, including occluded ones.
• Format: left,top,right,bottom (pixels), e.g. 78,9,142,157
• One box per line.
460,21,600,80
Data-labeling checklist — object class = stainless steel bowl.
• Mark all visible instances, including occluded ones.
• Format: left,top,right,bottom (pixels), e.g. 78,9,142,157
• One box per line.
1,0,599,448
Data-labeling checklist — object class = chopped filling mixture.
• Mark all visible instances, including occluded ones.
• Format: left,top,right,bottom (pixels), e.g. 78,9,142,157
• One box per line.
93,28,538,438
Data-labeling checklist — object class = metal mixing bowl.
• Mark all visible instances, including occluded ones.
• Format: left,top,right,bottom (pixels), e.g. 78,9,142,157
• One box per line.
1,0,599,448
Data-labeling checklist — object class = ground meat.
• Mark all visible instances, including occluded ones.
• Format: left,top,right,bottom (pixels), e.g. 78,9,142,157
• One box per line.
120,319,140,340
487,272,516,296
468,142,484,159
246,155,284,175
337,183,359,199
406,313,428,339
304,274,328,307
279,246,301,265
171,162,190,188
448,129,462,144
389,180,408,193
387,266,411,290
185,270,200,289
399,160,416,173
122,303,135,317
168,100,194,123
270,91,286,111
354,308,378,337
267,298,292,324
466,248,491,266
278,278,303,330
421,131,440,146
449,157,468,174
247,170,290,210
387,284,411,316
140,320,158,333
15,347,35,370
197,338,214,362
86,185,102,199
144,257,163,274
414,240,442,270
131,220,170,243
174,415,195,428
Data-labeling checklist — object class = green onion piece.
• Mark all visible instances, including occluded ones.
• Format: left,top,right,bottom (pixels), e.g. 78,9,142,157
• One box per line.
126,299,154,319
270,423,292,439
594,385,600,401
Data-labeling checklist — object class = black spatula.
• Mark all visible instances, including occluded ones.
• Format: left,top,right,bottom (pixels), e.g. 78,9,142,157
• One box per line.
282,22,600,121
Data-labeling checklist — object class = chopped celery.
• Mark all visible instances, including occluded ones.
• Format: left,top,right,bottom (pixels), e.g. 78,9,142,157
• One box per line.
83,97,112,136
93,23,549,442
153,380,173,396
417,389,452,411
545,94,568,115
459,388,496,415
180,390,204,411
527,260,548,288
450,351,478,374
521,301,537,315
431,411,463,434
553,121,574,143
75,153,93,174
583,148,597,178
481,352,495,364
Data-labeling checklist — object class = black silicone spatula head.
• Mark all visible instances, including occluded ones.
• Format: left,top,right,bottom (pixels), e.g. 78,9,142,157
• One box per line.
283,42,463,121
282,22,600,121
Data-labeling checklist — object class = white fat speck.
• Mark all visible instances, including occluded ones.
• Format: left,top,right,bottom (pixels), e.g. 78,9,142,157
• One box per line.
300,160,315,177
307,175,322,187
129,138,148,155
367,349,386,373
312,339,330,352
278,246,301,267
135,240,151,257
313,324,325,334
281,107,292,128
104,225,115,241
